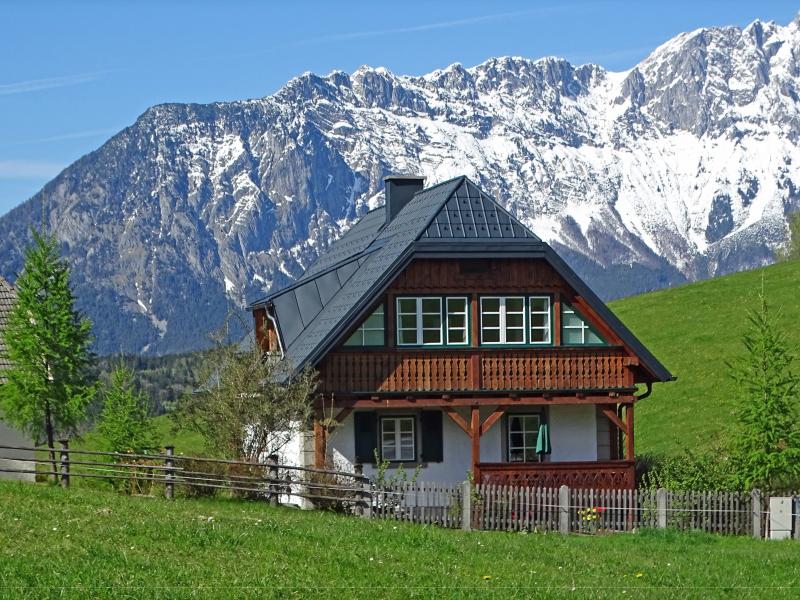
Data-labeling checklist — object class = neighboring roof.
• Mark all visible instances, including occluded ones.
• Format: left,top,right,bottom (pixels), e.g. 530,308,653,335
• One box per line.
0,277,16,380
250,176,674,384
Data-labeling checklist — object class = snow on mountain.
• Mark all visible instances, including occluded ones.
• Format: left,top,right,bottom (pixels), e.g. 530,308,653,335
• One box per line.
1,17,799,355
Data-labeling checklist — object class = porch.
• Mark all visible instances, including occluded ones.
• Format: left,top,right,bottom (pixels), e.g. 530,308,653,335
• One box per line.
316,398,637,489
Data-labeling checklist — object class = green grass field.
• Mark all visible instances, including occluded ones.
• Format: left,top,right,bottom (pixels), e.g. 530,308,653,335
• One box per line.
609,259,800,456
0,481,798,599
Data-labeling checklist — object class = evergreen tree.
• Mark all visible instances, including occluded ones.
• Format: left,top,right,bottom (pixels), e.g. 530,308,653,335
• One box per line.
0,229,95,473
97,363,157,455
727,283,800,493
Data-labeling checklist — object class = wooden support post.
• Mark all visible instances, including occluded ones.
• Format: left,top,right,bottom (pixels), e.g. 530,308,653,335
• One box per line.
625,404,635,460
313,417,326,468
559,485,570,535
164,445,174,500
58,439,69,489
470,406,481,482
461,480,472,531
267,454,279,507
752,489,762,539
657,488,667,529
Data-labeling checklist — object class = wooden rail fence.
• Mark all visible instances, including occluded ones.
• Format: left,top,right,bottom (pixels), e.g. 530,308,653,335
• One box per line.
2,443,796,539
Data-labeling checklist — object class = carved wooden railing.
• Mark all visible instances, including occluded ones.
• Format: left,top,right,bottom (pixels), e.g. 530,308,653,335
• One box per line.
478,460,636,490
318,347,633,393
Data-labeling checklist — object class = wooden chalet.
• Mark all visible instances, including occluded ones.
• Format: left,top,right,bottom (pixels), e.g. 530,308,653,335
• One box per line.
249,176,673,489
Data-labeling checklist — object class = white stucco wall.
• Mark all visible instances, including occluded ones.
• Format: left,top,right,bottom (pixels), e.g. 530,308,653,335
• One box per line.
327,406,504,484
548,404,598,462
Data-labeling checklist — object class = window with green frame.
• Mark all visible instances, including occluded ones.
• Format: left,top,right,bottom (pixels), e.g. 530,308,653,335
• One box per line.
562,304,606,345
343,305,385,346
480,296,526,344
445,297,469,345
396,296,469,346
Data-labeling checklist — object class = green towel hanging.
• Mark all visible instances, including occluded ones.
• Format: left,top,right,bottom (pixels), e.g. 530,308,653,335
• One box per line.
536,422,551,455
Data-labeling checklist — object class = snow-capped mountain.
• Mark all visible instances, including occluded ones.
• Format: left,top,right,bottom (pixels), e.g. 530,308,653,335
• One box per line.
1,17,799,355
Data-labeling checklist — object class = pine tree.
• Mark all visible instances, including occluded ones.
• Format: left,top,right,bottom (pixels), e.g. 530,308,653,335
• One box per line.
727,282,800,493
97,363,157,455
0,229,95,474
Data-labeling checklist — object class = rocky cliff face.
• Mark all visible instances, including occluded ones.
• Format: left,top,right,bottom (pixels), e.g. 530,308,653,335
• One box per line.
1,18,799,355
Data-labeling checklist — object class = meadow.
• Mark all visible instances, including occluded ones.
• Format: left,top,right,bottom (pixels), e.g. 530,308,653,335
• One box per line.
1,481,798,599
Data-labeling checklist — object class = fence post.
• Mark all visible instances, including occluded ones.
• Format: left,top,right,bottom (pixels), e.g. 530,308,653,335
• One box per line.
58,439,70,489
558,485,570,535
794,497,800,541
751,489,762,539
354,463,370,518
164,445,174,500
461,480,472,531
267,454,279,507
657,488,667,529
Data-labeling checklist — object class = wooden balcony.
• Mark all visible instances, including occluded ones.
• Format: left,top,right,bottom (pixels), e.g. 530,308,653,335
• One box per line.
318,347,634,394
478,460,636,490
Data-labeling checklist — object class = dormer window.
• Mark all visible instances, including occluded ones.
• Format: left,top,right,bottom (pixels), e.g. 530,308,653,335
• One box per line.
343,305,385,347
562,304,606,345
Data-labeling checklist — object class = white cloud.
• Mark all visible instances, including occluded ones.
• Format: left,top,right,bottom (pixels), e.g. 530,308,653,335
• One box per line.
0,71,108,96
0,160,64,179
5,128,119,146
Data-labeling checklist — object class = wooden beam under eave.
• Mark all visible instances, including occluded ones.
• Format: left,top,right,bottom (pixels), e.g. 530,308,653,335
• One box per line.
334,407,353,423
601,407,628,435
471,406,481,482
442,406,471,436
480,406,509,436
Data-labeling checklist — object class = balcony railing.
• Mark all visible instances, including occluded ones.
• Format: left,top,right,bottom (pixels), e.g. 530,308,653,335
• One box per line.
318,347,634,394
477,460,636,490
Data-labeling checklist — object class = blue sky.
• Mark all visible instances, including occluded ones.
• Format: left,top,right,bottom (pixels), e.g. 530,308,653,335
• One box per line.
1,0,798,216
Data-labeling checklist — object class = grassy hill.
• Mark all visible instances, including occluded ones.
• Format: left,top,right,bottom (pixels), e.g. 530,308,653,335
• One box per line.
609,259,800,456
1,481,798,599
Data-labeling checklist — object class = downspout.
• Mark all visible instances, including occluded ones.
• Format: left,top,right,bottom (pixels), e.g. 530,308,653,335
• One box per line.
635,382,653,401
265,308,284,358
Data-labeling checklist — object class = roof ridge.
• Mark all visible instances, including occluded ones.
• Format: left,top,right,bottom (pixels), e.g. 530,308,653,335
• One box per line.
462,176,539,239
411,174,465,198
412,176,467,241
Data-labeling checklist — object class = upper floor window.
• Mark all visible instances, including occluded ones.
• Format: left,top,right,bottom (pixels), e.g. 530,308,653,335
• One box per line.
480,296,526,344
343,305,385,347
528,296,551,344
397,297,442,345
562,304,606,345
445,297,469,345
396,296,469,346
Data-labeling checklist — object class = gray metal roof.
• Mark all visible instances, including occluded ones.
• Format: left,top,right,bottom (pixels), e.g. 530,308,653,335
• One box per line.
0,277,16,381
252,175,673,383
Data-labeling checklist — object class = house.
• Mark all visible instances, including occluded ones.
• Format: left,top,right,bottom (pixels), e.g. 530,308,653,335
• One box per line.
0,276,35,482
249,176,673,489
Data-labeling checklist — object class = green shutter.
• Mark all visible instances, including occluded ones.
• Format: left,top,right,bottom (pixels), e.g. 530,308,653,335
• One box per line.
420,410,443,463
353,412,378,464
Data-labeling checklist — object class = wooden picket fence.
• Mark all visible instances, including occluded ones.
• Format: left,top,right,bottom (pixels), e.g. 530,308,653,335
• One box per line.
371,482,782,538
